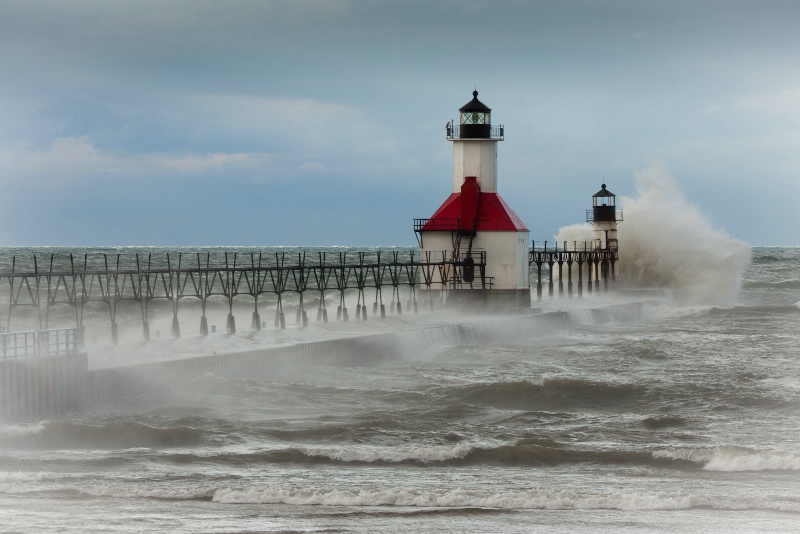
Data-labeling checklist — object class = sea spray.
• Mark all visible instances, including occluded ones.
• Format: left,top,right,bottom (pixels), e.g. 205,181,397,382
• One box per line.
556,164,751,305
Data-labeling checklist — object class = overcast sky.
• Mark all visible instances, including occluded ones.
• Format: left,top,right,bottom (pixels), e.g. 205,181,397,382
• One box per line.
1,0,798,246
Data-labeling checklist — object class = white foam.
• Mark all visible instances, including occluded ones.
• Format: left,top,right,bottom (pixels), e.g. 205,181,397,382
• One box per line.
638,302,713,322
212,486,700,510
654,446,800,471
0,421,46,438
704,447,800,472
0,471,53,483
653,447,715,464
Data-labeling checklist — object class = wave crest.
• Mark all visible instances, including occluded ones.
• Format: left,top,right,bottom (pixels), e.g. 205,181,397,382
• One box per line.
654,446,800,471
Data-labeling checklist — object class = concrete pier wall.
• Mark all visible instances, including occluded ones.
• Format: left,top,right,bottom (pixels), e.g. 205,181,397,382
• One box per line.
0,353,88,420
1,301,650,420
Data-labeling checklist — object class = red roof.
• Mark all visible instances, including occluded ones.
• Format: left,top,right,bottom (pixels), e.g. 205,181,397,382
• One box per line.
421,192,528,232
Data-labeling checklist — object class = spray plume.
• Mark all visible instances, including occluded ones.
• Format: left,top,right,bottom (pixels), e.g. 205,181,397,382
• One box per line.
556,163,751,306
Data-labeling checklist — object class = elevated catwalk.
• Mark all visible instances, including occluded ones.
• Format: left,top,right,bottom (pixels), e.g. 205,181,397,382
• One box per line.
0,246,618,345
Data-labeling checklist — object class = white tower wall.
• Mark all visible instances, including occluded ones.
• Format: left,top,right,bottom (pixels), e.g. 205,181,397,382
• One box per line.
592,221,618,251
452,141,498,193
475,231,530,289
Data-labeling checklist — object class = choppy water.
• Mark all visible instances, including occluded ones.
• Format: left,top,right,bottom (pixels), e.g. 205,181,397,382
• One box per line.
1,247,799,533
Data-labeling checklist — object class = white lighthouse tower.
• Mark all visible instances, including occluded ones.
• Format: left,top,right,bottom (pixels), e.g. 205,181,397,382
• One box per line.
416,91,530,310
587,183,623,251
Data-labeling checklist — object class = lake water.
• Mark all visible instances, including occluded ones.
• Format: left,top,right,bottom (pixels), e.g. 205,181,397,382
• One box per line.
1,246,798,533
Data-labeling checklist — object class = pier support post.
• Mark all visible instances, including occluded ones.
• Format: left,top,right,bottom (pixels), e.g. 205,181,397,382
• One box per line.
226,314,236,334
595,261,600,291
252,312,261,331
535,261,543,301
380,304,386,318
587,261,593,294
143,321,151,342
567,256,574,298
172,317,181,339
200,315,208,336
111,323,119,345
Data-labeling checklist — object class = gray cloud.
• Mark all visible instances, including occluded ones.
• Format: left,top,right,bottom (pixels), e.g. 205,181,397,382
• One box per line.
1,0,798,245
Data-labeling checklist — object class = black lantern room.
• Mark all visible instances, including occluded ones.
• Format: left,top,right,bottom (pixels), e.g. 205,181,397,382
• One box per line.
591,184,617,222
459,90,492,139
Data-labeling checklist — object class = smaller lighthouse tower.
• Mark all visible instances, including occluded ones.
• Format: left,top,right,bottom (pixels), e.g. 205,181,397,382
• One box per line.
587,184,623,251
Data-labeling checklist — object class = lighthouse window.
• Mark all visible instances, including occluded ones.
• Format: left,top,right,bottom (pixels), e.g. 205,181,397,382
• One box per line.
461,111,488,125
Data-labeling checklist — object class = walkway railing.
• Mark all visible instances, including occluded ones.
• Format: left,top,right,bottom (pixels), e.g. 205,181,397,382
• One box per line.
0,245,619,344
1,328,78,359
0,250,489,344
445,126,504,140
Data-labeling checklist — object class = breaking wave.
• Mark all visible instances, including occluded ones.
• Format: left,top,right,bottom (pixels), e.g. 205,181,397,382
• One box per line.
152,438,706,469
556,164,751,306
212,486,702,510
653,446,800,472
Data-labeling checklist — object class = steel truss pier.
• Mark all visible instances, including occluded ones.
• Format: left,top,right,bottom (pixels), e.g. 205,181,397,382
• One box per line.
530,241,619,300
0,250,490,345
1,245,618,345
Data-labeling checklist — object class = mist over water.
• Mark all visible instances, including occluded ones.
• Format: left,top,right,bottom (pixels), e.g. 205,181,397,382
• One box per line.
557,164,752,305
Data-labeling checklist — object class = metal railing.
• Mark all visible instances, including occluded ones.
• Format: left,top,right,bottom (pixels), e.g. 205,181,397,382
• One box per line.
414,218,461,232
0,332,36,359
38,328,79,357
0,328,78,359
586,209,623,223
531,241,597,252
445,126,504,140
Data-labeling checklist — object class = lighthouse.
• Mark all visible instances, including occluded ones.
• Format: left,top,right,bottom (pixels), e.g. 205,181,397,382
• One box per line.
415,91,530,310
587,183,623,251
